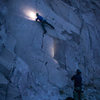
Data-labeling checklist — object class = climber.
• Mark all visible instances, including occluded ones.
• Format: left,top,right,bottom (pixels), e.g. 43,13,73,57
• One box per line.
36,13,55,34
71,69,82,100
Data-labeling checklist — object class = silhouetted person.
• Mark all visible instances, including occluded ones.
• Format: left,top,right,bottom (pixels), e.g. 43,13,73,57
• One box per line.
71,69,82,100
36,13,55,34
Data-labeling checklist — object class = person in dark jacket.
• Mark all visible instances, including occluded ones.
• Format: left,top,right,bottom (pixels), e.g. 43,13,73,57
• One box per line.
36,13,55,34
71,69,82,100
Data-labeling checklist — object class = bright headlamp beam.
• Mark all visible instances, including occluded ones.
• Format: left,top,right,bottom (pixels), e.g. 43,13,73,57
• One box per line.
23,9,37,21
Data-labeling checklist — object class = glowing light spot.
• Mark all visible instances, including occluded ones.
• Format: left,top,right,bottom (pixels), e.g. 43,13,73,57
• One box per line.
50,43,55,58
51,46,54,57
53,59,58,64
23,9,37,21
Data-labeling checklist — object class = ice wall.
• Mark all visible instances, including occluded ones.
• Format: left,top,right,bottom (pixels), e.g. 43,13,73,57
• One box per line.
0,0,100,100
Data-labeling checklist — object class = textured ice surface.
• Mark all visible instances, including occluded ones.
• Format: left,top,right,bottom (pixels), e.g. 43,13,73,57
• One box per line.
0,0,100,100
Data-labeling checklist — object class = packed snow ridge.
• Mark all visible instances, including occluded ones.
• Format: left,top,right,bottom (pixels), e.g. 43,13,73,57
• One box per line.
0,0,100,100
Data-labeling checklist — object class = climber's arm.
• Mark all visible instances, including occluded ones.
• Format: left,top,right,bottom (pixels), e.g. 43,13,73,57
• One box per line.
36,18,39,21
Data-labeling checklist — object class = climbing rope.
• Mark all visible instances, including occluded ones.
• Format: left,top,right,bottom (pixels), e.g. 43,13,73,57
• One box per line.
41,33,45,49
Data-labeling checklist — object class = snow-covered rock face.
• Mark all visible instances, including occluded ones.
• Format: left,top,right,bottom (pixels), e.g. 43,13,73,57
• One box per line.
0,0,100,100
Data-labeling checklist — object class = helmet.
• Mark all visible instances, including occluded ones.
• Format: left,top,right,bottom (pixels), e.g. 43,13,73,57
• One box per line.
36,13,39,16
76,69,81,74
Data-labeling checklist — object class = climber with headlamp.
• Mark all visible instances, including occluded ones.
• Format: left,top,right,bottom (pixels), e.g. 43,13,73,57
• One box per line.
36,13,55,34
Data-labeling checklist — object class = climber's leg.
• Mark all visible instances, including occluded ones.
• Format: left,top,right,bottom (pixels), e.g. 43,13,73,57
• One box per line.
41,22,46,49
41,22,47,34
73,90,79,100
79,92,82,100
73,87,82,100
45,21,55,29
